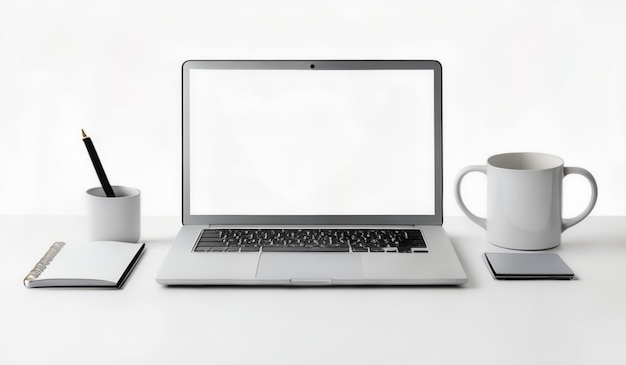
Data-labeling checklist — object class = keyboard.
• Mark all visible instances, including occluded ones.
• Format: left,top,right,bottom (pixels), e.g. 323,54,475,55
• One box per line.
193,229,428,253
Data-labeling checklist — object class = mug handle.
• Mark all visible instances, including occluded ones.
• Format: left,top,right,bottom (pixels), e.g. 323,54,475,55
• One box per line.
562,166,598,232
454,165,487,230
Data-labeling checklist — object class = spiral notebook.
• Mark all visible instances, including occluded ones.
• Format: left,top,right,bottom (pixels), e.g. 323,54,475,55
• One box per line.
24,241,145,288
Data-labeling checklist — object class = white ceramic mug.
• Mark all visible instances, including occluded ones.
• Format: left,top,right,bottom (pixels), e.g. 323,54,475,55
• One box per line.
87,186,141,243
454,152,597,250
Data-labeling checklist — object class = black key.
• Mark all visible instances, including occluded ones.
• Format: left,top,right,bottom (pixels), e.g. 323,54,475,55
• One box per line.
199,239,224,244
196,241,225,247
351,247,369,252
400,240,427,248
199,236,223,242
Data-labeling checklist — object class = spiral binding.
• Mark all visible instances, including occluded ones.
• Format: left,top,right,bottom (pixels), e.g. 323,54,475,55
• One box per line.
24,241,66,285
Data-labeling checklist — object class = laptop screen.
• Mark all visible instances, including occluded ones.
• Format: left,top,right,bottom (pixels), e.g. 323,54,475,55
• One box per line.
183,61,442,226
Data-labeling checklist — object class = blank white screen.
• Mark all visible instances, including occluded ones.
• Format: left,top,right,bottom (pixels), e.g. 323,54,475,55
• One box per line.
189,69,434,215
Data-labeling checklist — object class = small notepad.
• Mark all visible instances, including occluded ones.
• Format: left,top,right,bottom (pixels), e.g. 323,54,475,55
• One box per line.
483,252,575,280
24,241,145,288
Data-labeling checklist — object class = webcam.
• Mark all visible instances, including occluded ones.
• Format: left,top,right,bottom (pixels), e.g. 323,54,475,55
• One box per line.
310,64,315,69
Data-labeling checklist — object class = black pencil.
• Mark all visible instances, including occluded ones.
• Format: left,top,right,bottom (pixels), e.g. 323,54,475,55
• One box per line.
81,129,116,197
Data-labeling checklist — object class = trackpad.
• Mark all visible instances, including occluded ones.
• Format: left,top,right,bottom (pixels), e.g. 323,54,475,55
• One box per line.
256,253,364,280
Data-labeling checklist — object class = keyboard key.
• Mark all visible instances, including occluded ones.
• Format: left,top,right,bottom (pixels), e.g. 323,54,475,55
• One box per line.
240,246,261,252
351,247,369,252
196,241,225,248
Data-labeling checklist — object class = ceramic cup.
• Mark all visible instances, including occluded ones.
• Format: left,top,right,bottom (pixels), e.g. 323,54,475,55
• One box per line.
86,186,141,243
454,152,597,250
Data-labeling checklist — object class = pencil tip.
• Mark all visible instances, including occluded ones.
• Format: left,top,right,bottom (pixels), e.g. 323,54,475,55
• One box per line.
81,129,87,138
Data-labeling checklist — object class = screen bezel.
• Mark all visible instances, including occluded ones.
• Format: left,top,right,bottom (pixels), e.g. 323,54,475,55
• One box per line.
182,60,443,226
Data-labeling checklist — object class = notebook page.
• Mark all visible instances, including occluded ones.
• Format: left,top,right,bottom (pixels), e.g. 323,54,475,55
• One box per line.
37,241,143,283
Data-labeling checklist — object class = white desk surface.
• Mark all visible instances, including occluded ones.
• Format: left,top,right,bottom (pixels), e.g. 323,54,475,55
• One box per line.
1,215,624,365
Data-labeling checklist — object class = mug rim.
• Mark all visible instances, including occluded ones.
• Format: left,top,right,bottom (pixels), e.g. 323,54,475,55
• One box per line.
488,152,564,171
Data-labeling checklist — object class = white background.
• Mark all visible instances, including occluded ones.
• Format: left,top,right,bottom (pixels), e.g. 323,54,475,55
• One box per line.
1,0,625,218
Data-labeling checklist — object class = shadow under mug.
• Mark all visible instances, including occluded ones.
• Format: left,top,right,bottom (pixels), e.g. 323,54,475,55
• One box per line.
86,186,141,243
454,152,597,250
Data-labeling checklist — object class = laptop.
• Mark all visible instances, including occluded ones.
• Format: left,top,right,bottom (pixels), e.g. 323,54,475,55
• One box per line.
156,60,468,286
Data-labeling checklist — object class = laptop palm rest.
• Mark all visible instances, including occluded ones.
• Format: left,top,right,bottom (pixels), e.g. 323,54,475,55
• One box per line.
256,253,364,282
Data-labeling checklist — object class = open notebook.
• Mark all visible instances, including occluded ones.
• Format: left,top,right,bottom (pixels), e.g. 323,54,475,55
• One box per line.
24,241,145,288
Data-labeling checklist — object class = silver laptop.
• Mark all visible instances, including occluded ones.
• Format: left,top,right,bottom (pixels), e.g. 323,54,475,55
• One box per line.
156,60,467,286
